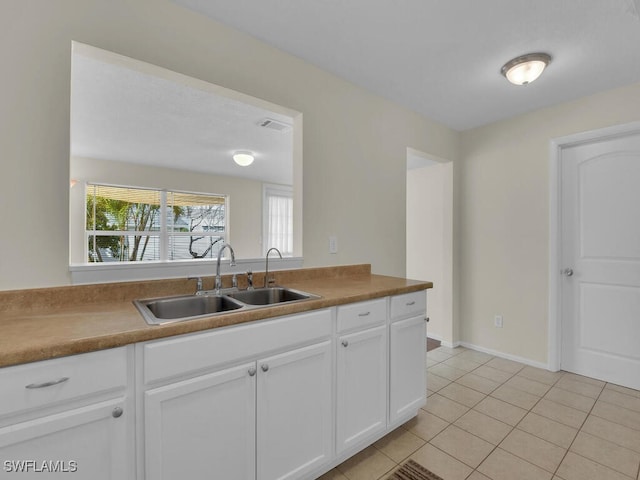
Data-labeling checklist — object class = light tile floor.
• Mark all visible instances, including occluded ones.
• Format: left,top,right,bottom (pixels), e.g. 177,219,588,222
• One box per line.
319,346,640,480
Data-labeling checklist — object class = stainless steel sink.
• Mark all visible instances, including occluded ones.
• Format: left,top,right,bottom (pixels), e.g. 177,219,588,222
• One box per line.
134,294,244,325
134,287,320,325
226,287,319,305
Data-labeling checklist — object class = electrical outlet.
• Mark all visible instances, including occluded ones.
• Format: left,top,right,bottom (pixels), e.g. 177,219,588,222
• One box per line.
329,235,338,254
494,315,503,328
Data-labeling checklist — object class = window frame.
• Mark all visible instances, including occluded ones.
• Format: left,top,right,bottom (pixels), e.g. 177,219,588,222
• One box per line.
84,182,228,264
262,183,294,256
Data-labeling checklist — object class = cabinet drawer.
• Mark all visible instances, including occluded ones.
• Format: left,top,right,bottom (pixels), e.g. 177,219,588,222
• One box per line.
143,308,332,385
390,291,426,320
0,347,128,418
337,298,386,333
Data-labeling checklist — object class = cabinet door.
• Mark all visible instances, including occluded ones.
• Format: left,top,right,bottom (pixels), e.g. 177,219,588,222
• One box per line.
389,315,427,424
144,363,256,480
257,341,332,480
336,325,387,453
0,398,130,479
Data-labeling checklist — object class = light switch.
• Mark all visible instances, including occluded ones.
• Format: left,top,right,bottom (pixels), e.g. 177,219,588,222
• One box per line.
329,236,338,254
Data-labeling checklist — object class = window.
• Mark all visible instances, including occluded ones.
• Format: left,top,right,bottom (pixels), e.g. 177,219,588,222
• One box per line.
86,184,227,263
263,184,293,256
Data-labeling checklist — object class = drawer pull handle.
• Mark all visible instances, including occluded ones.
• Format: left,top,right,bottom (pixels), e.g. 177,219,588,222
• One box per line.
25,377,69,389
406,301,416,306
342,340,349,347
261,364,269,372
248,366,257,377
112,407,123,418
358,311,371,317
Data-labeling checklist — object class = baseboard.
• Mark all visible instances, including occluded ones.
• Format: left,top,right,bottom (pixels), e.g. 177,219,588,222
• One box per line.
427,333,458,349
459,342,549,370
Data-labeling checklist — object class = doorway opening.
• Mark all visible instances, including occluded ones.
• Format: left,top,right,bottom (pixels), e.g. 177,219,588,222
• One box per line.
406,148,454,347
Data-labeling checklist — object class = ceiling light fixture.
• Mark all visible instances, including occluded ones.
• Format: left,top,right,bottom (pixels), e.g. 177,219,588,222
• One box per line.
233,150,254,166
501,53,551,85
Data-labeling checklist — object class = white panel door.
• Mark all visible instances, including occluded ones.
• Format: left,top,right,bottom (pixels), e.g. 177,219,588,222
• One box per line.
561,130,640,389
256,341,332,480
389,315,427,424
144,363,256,480
336,325,387,454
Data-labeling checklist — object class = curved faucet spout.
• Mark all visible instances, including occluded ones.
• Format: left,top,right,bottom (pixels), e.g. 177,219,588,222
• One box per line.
215,243,236,294
264,247,283,288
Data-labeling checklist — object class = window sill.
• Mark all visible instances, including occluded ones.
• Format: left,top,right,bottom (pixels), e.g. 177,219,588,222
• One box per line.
69,257,304,285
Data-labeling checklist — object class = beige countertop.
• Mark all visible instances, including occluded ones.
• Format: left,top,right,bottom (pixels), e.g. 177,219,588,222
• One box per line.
0,265,432,368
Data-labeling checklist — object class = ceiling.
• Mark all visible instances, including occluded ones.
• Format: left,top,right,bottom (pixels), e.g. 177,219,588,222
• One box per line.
71,48,294,185
172,0,640,131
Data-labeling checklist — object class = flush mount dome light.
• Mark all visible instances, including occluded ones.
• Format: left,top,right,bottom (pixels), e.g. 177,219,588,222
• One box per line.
501,53,551,85
233,151,254,166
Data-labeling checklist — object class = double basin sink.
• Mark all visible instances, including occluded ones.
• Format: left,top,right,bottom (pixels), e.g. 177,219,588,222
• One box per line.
134,287,320,325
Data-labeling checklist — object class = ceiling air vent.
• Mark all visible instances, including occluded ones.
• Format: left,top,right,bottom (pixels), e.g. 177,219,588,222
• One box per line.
258,118,291,132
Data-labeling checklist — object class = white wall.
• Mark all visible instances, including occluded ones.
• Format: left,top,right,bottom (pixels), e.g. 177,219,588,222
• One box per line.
0,0,459,291
459,81,640,364
407,160,453,345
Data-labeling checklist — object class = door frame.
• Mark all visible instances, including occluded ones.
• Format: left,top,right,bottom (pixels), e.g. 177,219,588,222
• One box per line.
406,147,454,346
547,120,640,371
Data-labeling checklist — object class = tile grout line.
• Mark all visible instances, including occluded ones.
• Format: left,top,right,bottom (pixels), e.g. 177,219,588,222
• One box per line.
426,350,640,480
533,377,640,479
334,348,640,480
431,360,527,480
585,384,640,435
468,363,583,478
426,352,512,479
502,370,575,479
548,377,611,479
467,364,553,479
462,362,528,480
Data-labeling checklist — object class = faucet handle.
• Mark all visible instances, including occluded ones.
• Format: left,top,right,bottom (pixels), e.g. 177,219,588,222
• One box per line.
246,270,254,290
188,276,203,294
232,274,238,289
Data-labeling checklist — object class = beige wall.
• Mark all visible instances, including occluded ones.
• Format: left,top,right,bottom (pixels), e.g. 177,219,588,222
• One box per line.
459,81,640,364
70,157,264,262
0,0,458,291
9,0,638,366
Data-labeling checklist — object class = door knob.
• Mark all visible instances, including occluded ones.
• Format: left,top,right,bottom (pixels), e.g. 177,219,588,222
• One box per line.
563,268,574,277
261,364,269,372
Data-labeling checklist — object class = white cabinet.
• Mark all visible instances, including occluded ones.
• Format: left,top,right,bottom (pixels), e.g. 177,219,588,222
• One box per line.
0,288,429,480
139,309,333,480
144,362,256,480
0,347,133,479
257,341,332,480
389,292,427,425
0,398,129,479
336,325,387,453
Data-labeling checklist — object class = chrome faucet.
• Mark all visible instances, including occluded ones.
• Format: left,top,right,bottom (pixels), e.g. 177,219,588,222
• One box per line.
264,247,283,288
188,276,203,295
215,243,236,294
